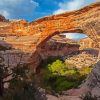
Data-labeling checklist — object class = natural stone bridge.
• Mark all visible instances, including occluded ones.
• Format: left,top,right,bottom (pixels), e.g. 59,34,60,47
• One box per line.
0,2,100,70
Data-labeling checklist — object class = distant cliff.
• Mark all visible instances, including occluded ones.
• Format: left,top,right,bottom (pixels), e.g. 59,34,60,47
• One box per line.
0,14,8,22
79,37,100,50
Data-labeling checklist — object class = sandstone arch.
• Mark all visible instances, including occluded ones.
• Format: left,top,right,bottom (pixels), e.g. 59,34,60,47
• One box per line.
0,2,100,70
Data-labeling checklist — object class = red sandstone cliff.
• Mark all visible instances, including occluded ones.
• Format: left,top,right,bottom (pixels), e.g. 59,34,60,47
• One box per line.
0,2,99,70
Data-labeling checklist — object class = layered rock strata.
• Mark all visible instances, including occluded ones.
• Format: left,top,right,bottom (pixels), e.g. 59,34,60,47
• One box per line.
0,2,100,70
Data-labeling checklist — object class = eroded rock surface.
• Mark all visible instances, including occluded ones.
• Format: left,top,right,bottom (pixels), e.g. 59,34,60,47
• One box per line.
0,2,100,69
79,37,100,50
81,61,100,97
37,39,79,60
65,51,98,68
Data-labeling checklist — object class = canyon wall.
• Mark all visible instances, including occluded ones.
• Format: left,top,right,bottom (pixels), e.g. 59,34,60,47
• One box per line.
0,2,100,70
37,41,79,60
79,37,100,50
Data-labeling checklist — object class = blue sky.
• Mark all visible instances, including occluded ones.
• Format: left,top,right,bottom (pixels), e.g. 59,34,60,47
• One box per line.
0,0,99,40
0,0,98,20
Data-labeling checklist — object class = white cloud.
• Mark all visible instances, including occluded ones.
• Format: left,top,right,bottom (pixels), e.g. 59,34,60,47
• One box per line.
53,0,96,14
53,0,84,14
0,0,39,19
0,10,10,18
64,33,87,40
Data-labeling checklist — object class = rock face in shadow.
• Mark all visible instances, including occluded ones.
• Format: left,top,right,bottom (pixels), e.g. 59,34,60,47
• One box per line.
81,61,100,97
37,40,80,60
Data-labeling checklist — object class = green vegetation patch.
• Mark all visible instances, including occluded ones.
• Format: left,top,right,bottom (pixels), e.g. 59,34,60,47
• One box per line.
41,57,92,93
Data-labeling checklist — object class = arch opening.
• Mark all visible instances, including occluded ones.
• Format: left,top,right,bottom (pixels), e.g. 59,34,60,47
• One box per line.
59,33,87,41
37,31,99,61
35,31,99,93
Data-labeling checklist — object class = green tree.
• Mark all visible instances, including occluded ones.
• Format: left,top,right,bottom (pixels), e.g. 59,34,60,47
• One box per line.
48,60,66,75
43,58,92,93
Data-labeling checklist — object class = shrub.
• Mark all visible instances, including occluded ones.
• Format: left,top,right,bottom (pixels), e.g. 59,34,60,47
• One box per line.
41,56,63,68
79,67,92,76
52,76,79,92
3,64,36,100
43,75,79,93
80,92,98,100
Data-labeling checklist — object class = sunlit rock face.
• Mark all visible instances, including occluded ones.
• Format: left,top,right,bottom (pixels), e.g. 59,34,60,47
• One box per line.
79,37,100,50
65,52,98,69
0,2,100,69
